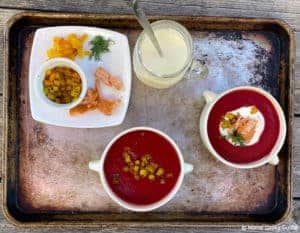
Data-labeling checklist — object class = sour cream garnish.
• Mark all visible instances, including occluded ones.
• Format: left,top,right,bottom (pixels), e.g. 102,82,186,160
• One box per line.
219,106,265,146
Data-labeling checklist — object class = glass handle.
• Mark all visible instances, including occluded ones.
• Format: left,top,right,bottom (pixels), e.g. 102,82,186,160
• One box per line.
188,58,209,80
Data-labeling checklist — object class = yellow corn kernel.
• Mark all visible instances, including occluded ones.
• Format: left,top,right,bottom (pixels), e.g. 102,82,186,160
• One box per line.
123,152,131,163
46,69,52,76
156,168,164,177
139,169,148,177
44,79,51,86
123,166,129,172
148,174,155,181
221,120,231,129
133,166,139,173
146,165,156,174
53,80,61,86
47,93,55,100
251,106,258,114
141,161,146,167
134,160,140,165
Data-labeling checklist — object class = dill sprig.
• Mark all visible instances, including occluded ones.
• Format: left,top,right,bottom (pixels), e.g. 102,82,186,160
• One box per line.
221,130,245,146
230,130,245,146
89,35,112,61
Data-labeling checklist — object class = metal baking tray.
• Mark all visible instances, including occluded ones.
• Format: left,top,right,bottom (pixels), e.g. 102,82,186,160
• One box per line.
2,12,295,227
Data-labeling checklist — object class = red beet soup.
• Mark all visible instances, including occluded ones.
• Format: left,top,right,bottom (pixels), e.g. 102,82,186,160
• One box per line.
104,130,181,205
207,89,280,164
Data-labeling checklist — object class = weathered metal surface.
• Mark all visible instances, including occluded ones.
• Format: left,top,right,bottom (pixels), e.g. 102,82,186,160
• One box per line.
2,12,294,227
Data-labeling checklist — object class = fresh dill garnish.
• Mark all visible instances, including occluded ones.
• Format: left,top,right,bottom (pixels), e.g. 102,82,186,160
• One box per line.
231,130,245,146
220,130,245,146
89,35,112,61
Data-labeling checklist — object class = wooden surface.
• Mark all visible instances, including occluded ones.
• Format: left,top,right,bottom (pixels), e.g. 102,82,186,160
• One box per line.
0,0,300,232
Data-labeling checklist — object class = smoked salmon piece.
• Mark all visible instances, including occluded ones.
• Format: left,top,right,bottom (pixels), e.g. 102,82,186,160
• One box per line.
70,79,121,116
81,89,98,108
69,104,91,116
95,78,121,115
95,67,123,91
69,89,98,116
97,98,121,116
235,117,258,142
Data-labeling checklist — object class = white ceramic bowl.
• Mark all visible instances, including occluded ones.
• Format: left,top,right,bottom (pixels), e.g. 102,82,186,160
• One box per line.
89,127,193,212
199,86,287,169
34,57,88,109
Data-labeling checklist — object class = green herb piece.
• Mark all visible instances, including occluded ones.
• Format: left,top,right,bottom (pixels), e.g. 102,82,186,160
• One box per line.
230,130,245,146
220,130,245,146
89,35,112,61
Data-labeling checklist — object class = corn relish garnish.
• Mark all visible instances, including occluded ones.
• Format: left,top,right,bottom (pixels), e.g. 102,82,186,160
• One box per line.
121,148,173,184
43,66,82,104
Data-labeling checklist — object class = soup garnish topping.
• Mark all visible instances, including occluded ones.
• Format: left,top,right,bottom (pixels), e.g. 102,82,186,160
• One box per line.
43,66,82,104
219,105,265,146
120,147,173,184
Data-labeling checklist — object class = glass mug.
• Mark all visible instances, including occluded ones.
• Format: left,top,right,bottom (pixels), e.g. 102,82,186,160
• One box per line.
133,20,208,89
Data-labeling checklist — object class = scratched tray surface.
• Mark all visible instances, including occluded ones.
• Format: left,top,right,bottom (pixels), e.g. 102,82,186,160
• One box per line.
4,14,293,226
20,30,278,212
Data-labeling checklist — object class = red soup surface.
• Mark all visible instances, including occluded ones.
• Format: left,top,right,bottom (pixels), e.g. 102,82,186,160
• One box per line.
104,130,181,205
207,89,280,164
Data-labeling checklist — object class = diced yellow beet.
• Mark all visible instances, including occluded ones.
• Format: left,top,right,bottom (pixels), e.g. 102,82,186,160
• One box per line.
79,33,88,42
47,49,60,58
46,69,52,76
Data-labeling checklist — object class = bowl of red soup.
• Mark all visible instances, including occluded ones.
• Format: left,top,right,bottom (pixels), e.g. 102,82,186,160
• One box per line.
200,86,286,169
89,127,193,211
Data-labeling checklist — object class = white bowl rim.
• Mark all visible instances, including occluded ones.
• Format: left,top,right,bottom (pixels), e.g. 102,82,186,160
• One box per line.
34,57,88,109
201,86,287,169
98,126,185,212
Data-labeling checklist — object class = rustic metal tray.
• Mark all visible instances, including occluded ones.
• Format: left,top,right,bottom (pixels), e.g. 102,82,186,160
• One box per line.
2,12,294,227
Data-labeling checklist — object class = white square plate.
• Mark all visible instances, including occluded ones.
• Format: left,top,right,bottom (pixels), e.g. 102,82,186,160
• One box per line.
29,26,131,128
